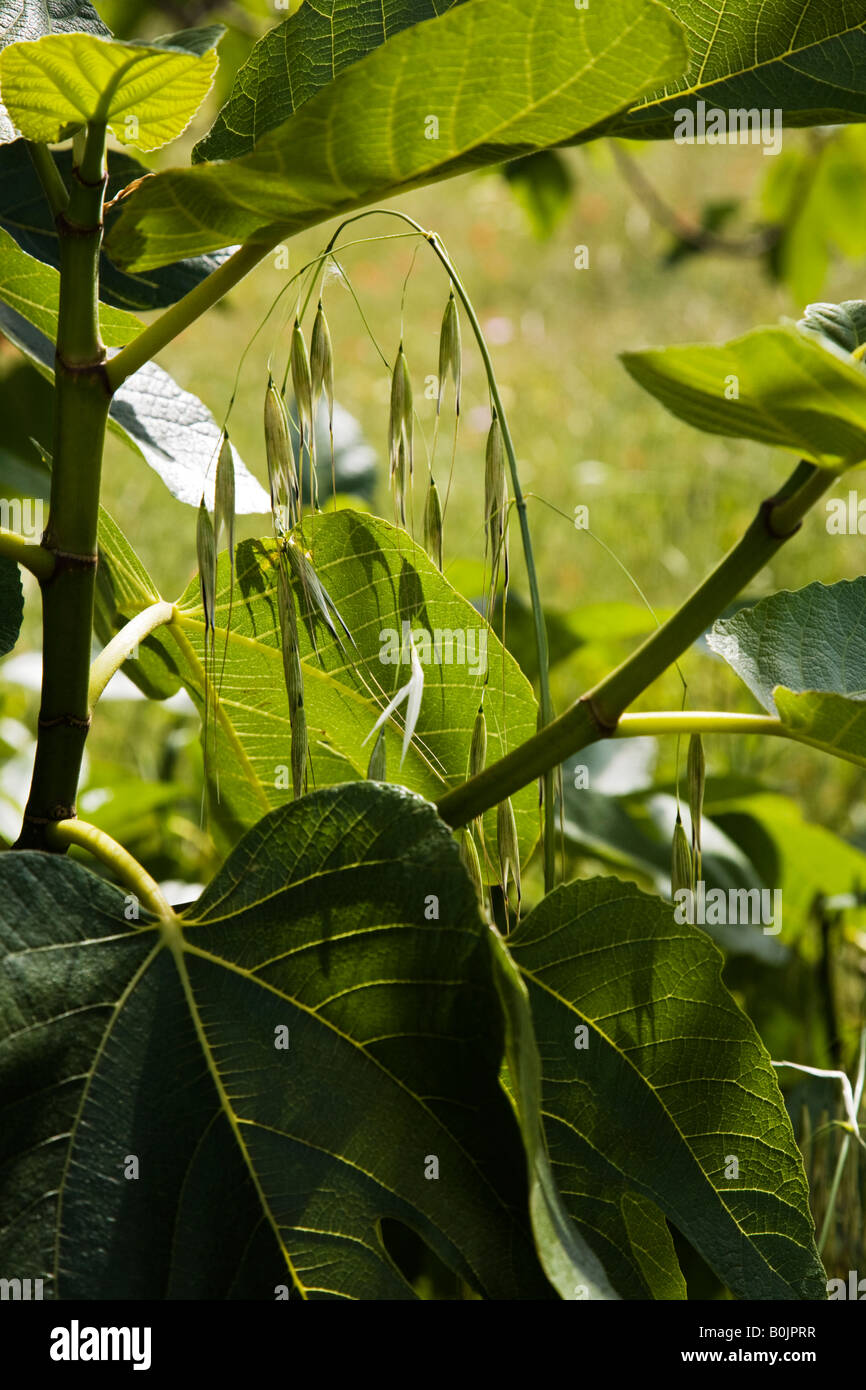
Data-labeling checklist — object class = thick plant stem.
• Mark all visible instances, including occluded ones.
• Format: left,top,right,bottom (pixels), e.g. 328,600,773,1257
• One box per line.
436,460,837,829
0,528,55,580
47,819,176,922
105,239,279,390
16,123,110,850
614,712,784,738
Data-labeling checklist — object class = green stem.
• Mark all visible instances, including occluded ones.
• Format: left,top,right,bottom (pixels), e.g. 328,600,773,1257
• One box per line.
88,600,176,708
47,818,176,922
0,527,55,580
616,711,866,770
16,121,110,849
25,141,69,218
614,712,785,737
436,460,837,829
319,209,556,887
106,239,280,390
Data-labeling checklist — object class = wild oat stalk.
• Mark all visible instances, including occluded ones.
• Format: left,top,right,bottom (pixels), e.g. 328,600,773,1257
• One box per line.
215,431,236,699
196,494,217,804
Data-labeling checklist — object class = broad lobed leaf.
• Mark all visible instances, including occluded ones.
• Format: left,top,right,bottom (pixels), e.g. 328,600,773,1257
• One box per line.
0,27,221,150
507,876,826,1300
0,783,551,1299
194,0,463,165
105,0,689,270
0,555,24,657
609,0,866,139
0,0,109,142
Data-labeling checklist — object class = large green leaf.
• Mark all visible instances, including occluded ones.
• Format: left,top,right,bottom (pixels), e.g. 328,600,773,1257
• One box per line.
710,578,866,768
0,555,24,657
163,511,539,866
0,0,110,143
622,323,866,470
0,230,269,511
507,876,826,1300
195,0,463,164
0,28,221,150
608,0,866,140
0,782,551,1299
0,140,234,312
106,0,688,270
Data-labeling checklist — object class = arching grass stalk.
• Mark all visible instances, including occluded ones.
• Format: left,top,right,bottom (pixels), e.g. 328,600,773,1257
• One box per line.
317,210,557,890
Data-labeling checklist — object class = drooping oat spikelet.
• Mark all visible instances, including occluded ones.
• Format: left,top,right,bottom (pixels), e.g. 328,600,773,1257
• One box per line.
215,432,235,558
469,701,487,779
196,494,217,793
437,290,461,417
484,412,506,565
264,376,299,534
291,318,317,519
671,813,693,898
460,829,486,910
311,298,335,505
197,496,216,642
277,561,307,799
497,796,521,913
389,343,413,524
366,725,387,782
687,733,705,878
423,474,443,569
290,317,313,458
284,534,353,651
393,436,407,528
214,431,236,695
